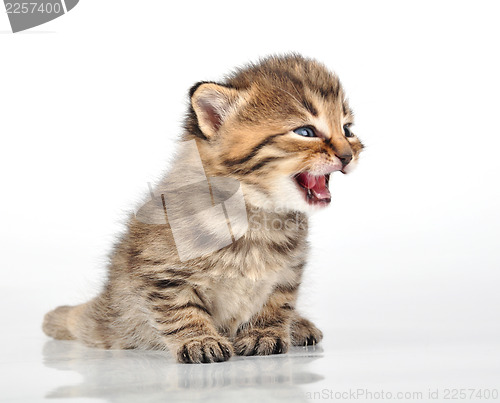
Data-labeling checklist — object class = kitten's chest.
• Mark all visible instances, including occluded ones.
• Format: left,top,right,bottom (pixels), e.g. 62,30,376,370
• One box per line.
205,274,280,336
198,236,305,335
192,212,308,334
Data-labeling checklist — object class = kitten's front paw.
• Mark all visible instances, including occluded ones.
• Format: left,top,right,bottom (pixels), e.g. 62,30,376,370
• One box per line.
233,329,290,356
177,336,233,364
290,317,323,346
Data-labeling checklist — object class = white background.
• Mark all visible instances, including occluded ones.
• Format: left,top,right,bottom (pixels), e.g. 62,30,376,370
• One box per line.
1,1,499,401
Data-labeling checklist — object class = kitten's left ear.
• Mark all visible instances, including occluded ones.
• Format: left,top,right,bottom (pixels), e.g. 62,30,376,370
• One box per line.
190,82,242,138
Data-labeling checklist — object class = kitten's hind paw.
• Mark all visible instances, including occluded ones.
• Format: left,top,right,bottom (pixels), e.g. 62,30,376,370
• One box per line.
290,317,323,346
177,336,233,364
233,329,290,356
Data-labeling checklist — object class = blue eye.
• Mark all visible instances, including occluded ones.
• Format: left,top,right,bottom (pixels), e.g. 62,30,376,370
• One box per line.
293,126,316,137
343,125,354,138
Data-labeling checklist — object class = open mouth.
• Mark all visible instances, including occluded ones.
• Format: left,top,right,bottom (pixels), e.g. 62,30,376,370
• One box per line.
294,172,331,206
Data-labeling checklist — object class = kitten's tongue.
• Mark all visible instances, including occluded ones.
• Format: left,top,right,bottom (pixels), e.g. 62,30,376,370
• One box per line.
295,173,331,201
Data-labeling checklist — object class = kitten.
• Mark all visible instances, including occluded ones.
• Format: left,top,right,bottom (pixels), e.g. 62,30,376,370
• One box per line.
43,54,364,363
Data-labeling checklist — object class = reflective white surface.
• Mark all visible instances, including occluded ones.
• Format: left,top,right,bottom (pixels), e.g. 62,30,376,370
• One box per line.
1,290,499,403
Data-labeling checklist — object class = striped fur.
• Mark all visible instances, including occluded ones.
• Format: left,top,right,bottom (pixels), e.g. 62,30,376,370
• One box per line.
43,54,363,363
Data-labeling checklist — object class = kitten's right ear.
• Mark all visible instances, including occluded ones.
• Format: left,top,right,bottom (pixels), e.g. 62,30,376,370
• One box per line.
190,82,242,139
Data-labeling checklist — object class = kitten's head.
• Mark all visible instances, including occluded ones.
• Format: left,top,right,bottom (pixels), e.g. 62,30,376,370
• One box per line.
185,54,364,214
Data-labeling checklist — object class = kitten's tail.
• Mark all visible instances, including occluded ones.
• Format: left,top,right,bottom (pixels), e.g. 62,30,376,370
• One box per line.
42,305,77,340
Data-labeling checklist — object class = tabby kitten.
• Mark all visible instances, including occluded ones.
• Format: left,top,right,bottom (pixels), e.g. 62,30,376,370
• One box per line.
43,54,364,363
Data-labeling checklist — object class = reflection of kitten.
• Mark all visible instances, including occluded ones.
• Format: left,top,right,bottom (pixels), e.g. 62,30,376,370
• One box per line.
43,54,364,363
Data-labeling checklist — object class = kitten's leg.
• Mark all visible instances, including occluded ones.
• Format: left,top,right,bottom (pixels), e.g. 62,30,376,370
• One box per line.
233,287,295,356
149,292,232,363
290,313,323,346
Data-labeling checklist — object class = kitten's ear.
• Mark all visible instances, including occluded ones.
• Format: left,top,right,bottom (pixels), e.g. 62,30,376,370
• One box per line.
190,82,242,138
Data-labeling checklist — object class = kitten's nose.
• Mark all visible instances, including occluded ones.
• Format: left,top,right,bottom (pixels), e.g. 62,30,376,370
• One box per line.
337,153,352,167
